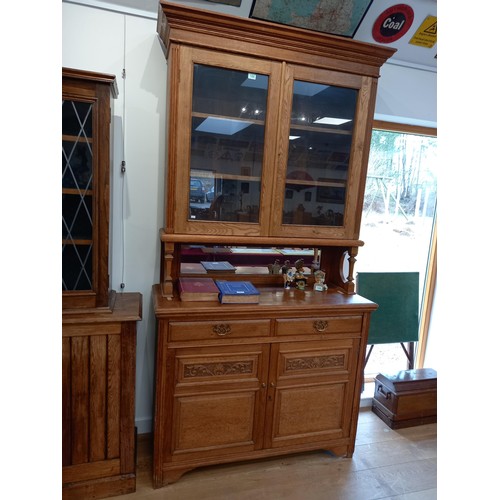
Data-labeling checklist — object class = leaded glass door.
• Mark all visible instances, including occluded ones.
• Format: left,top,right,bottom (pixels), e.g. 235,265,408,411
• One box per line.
62,68,116,309
62,98,94,292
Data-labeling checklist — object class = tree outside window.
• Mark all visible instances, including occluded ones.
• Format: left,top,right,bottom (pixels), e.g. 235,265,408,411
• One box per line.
357,123,437,379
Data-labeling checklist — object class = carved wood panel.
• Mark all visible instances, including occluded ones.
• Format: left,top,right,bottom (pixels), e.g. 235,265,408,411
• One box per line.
174,344,266,387
275,339,354,381
169,344,271,458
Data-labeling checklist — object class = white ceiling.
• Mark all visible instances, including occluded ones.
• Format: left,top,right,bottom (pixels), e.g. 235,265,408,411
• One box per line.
65,0,437,71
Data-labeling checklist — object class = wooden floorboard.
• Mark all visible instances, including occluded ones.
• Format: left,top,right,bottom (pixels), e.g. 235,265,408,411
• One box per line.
120,409,437,499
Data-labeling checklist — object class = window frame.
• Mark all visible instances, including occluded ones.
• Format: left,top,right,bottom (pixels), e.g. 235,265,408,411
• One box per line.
369,120,437,369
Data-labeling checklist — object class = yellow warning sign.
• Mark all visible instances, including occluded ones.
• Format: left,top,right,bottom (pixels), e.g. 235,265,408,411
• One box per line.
409,15,437,48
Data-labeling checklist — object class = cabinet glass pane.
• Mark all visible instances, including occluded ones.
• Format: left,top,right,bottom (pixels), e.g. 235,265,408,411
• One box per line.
189,64,268,223
62,99,94,291
283,81,357,227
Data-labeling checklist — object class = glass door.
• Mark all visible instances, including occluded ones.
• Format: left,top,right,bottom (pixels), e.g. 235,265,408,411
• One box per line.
270,65,373,240
356,123,438,378
62,97,94,292
190,64,267,224
171,47,281,236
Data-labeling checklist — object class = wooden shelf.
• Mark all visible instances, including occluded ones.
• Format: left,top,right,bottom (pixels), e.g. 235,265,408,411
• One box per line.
62,134,93,143
192,111,265,126
62,188,93,195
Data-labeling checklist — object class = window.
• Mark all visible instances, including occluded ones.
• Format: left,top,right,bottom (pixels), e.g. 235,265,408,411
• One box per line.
357,121,437,379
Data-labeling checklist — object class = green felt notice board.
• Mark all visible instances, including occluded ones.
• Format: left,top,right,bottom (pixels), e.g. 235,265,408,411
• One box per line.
356,272,419,345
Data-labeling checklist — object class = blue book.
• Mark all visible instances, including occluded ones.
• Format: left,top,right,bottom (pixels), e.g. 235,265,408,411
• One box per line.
201,261,237,273
215,281,260,304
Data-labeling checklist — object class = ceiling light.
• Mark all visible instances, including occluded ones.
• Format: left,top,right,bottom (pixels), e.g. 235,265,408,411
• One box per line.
313,117,352,125
195,116,253,135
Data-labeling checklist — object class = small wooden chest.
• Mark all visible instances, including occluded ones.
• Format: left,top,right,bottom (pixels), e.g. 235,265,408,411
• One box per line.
372,368,437,429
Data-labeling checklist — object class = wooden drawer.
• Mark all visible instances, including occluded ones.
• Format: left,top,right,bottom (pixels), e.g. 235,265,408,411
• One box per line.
275,316,363,336
169,319,271,341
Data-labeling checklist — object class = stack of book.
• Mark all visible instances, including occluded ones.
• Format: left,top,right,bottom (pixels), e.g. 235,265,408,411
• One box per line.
178,277,260,304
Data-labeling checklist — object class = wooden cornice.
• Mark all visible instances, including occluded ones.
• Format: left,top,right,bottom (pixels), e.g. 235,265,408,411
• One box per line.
62,67,118,98
157,1,396,78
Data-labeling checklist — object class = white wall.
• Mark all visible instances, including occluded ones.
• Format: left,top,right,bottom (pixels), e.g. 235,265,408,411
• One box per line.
376,63,436,127
63,2,167,433
62,2,436,434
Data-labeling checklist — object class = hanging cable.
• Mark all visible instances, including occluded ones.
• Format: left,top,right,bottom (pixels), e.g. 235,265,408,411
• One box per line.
120,15,127,291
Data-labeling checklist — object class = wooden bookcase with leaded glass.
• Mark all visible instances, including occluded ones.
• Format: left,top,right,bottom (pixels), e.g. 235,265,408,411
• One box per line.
62,68,143,500
62,67,117,310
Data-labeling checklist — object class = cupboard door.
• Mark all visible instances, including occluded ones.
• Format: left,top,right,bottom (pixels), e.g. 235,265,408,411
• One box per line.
265,339,359,449
62,96,96,295
270,64,376,240
168,46,282,237
62,69,116,310
169,344,270,460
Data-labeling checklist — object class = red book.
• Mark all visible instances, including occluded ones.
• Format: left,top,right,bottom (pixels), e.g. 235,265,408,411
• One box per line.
178,278,220,301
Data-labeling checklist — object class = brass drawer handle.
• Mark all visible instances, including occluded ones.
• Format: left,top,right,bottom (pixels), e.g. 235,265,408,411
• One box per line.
313,320,328,333
377,386,392,400
213,324,232,336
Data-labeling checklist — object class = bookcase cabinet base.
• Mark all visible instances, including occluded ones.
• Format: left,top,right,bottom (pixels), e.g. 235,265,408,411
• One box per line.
152,285,375,489
62,474,135,500
154,443,350,487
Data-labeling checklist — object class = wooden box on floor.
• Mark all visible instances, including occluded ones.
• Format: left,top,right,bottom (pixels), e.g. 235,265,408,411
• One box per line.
371,368,437,429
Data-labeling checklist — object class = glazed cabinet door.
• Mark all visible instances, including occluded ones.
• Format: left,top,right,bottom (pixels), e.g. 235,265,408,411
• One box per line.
166,45,282,237
270,64,376,240
62,69,117,309
167,343,271,460
264,338,359,450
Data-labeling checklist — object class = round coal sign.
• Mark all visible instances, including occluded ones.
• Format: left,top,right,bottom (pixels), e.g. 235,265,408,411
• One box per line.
372,4,414,44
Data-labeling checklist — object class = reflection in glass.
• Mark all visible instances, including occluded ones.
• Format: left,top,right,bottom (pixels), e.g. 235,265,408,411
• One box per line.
188,65,268,223
283,80,358,227
179,244,318,277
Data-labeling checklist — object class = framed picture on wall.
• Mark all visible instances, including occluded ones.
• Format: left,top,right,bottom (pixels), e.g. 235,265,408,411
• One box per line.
250,0,373,38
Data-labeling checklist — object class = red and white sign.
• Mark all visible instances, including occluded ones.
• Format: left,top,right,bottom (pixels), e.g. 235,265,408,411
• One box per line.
372,4,414,44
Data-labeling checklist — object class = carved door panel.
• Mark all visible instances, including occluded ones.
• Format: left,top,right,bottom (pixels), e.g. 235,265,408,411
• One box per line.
169,344,270,461
264,339,359,449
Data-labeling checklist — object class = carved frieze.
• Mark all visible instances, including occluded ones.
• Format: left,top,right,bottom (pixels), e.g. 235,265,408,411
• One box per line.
286,354,345,371
184,360,253,378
